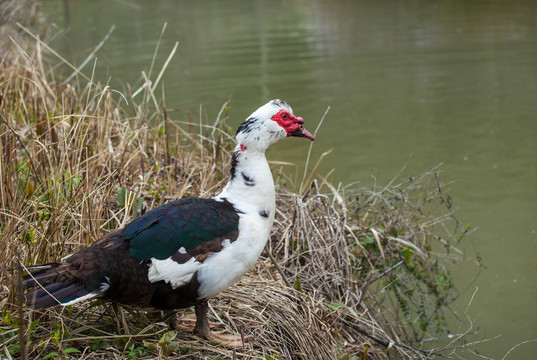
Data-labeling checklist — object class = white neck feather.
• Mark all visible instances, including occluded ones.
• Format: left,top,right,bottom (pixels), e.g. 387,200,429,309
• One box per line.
215,144,275,217
199,144,276,299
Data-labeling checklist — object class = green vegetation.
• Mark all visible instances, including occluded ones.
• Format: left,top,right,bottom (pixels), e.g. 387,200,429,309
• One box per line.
0,4,478,359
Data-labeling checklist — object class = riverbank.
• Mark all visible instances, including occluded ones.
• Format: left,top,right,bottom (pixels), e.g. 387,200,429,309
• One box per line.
0,5,475,360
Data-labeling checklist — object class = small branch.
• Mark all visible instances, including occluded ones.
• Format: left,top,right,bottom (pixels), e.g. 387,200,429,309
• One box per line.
369,260,404,284
340,318,438,358
268,252,292,288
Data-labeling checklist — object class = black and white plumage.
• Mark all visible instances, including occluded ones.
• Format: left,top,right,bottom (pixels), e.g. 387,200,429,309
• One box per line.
21,99,314,345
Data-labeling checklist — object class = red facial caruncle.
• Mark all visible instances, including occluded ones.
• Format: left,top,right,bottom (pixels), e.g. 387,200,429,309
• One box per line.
271,109,315,140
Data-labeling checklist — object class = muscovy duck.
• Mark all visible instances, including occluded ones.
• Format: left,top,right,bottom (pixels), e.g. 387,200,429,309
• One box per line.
20,99,314,345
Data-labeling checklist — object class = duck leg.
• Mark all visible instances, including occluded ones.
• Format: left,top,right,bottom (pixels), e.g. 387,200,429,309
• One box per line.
173,300,244,348
193,301,210,338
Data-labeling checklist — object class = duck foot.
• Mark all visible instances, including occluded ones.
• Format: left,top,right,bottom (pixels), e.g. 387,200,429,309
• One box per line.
171,301,246,348
201,330,245,348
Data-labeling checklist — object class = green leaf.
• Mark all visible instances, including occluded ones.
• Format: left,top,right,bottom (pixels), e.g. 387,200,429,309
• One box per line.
51,329,61,344
136,197,144,213
164,341,179,356
72,176,82,188
25,181,34,197
62,348,81,354
143,340,158,351
4,311,11,326
360,236,374,246
117,186,127,206
403,247,414,264
328,302,344,311
43,352,59,360
29,319,39,331
293,277,302,291
158,331,177,347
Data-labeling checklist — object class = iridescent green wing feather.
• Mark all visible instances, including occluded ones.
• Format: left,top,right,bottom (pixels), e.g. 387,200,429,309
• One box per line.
122,198,240,261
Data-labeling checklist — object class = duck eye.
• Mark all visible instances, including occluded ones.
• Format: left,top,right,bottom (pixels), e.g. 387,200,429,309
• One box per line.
282,113,288,119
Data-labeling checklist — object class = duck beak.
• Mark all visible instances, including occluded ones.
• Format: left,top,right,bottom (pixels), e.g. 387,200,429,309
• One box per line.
290,125,315,141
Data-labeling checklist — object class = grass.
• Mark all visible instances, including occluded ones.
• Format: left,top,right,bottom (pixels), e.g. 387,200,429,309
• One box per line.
0,4,480,360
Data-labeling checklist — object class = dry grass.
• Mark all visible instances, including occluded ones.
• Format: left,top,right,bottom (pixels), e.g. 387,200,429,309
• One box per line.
0,5,480,360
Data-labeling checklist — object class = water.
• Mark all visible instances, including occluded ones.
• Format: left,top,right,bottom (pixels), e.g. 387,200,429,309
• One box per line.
40,0,537,358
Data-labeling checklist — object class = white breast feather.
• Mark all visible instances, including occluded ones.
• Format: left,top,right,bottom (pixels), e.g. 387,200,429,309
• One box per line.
196,216,271,299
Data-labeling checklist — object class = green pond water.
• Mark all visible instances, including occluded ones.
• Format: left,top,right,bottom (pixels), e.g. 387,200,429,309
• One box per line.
40,0,537,358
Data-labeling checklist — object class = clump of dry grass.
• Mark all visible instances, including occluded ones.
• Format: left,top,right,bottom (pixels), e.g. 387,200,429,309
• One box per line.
269,168,478,359
0,10,479,360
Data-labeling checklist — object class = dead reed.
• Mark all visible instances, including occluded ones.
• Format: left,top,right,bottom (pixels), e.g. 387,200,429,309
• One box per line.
0,8,479,360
